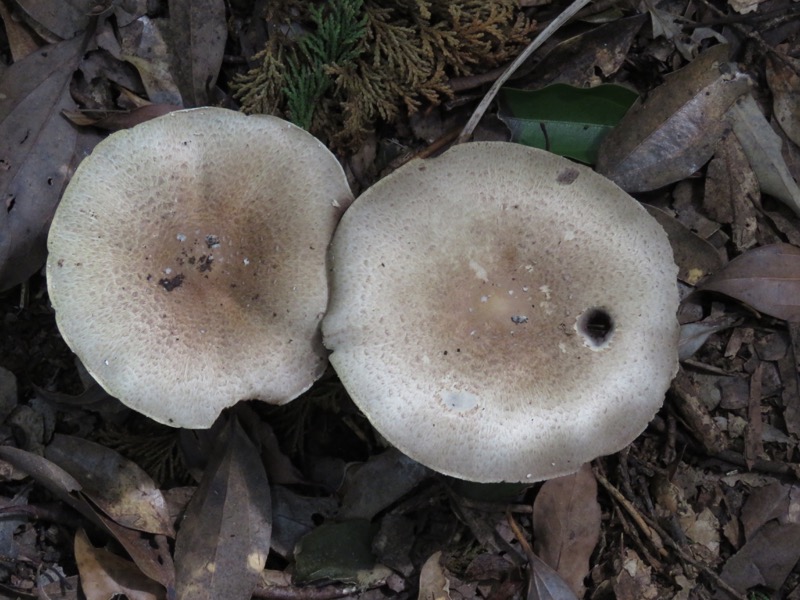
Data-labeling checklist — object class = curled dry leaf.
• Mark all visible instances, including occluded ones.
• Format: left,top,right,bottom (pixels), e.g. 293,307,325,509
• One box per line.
44,434,174,537
532,463,601,598
418,551,449,600
678,315,740,361
97,514,176,590
0,0,39,60
704,132,759,252
521,14,647,86
596,44,751,192
0,33,94,291
766,54,800,147
97,18,183,106
698,243,800,322
74,529,165,600
0,445,82,497
730,94,800,215
527,552,580,600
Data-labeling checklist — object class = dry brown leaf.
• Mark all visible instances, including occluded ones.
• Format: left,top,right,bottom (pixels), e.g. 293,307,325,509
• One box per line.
613,550,658,600
0,32,96,291
527,552,579,600
766,54,800,147
74,529,165,600
0,1,40,60
174,418,271,600
418,551,450,600
339,448,431,520
740,481,800,540
44,434,174,537
168,0,226,107
698,243,800,322
745,363,764,469
0,445,172,588
727,0,768,13
97,514,175,590
96,18,183,106
644,205,725,285
596,44,751,192
522,14,647,86
704,132,759,252
730,94,800,215
0,445,82,497
678,315,740,361
716,521,800,597
62,104,182,130
14,0,93,40
532,463,600,598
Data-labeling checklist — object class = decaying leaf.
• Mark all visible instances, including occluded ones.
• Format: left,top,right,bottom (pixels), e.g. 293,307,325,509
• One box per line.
613,549,658,600
0,32,94,291
520,14,647,86
74,529,165,600
596,44,751,192
14,0,94,41
740,481,800,540
45,434,174,537
0,0,39,60
0,445,82,498
532,463,601,598
293,520,390,586
527,552,579,600
270,486,338,559
96,18,183,106
168,0,226,106
173,418,271,600
766,53,800,147
97,514,175,590
678,315,740,361
62,104,181,130
339,448,431,520
704,132,759,252
0,444,174,589
731,94,800,215
716,521,800,597
727,0,768,15
698,243,800,322
644,205,725,285
418,551,450,600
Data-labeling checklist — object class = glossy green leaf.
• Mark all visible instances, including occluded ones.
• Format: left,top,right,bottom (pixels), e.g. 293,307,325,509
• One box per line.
497,84,638,164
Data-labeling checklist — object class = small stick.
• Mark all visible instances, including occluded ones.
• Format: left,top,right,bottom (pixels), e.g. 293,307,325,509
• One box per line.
457,0,594,144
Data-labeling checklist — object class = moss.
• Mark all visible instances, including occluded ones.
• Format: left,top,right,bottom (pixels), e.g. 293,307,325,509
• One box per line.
231,0,535,151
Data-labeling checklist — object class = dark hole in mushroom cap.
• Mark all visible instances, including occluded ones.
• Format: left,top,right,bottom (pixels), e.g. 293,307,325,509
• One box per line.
577,307,614,349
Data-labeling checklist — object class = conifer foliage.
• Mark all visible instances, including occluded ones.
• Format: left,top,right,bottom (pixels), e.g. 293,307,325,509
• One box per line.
232,0,535,151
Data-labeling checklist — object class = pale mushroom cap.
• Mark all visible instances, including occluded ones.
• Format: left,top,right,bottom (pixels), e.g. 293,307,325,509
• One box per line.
47,108,354,428
323,142,679,483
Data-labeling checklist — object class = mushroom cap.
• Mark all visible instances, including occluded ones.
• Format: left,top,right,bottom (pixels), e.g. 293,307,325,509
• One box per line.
322,142,679,483
47,108,354,428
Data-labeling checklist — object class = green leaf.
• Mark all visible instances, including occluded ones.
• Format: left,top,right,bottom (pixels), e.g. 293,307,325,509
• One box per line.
293,520,376,584
497,84,638,164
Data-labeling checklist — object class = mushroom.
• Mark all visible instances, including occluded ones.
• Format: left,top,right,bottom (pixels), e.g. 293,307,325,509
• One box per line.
322,142,679,483
46,107,354,428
